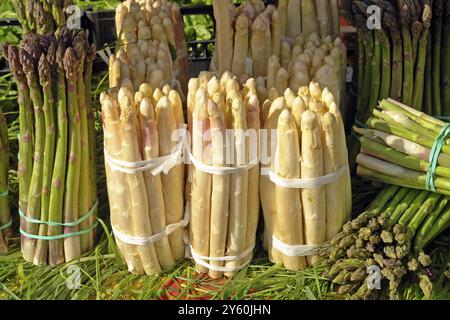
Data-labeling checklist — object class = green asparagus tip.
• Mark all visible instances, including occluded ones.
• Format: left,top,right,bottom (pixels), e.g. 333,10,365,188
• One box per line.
63,48,79,81
38,54,52,87
422,4,432,28
72,30,87,62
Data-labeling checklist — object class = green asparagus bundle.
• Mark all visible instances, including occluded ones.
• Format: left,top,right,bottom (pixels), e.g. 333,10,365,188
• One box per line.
355,99,450,197
0,107,10,255
3,28,97,266
12,0,73,35
345,0,450,119
321,185,449,300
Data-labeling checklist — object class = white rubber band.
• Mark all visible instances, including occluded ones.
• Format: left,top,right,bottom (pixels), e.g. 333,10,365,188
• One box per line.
272,236,322,257
188,150,257,176
266,166,346,189
189,244,255,273
105,127,186,176
112,205,190,247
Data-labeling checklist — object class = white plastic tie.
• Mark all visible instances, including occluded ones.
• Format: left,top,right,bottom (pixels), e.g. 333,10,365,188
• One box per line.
272,236,322,257
189,243,255,273
188,150,257,176
112,205,190,247
266,166,346,189
104,126,187,176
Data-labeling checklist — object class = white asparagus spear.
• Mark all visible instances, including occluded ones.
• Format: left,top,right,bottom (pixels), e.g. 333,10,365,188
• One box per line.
287,0,301,40
102,93,143,273
213,0,235,73
277,0,288,37
245,95,260,260
190,88,212,273
208,99,230,279
271,10,281,57
224,97,249,278
139,98,175,268
301,110,325,266
260,97,286,261
301,0,319,38
274,109,307,270
320,112,344,240
118,88,161,274
232,14,250,77
156,97,185,261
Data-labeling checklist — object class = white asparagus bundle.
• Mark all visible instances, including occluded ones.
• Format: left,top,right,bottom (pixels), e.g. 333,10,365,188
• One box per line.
188,73,260,278
113,0,187,97
260,82,351,270
101,83,186,275
259,32,346,111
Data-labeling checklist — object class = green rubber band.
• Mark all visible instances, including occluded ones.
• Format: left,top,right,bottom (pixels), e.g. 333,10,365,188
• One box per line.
18,200,98,227
0,219,12,231
425,123,450,192
20,220,98,241
0,189,8,197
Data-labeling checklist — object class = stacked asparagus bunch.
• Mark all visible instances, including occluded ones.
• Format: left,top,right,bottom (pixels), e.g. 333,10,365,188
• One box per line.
321,185,449,300
261,33,347,109
260,81,351,270
3,29,97,266
12,0,73,35
112,0,188,95
346,0,450,120
356,98,450,196
212,0,341,77
188,72,260,279
0,107,10,255
101,83,185,275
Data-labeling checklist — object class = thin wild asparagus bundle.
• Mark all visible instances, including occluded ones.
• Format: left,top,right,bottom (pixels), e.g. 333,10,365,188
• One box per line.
346,0,450,120
112,0,189,95
356,98,450,196
187,72,260,279
320,185,448,300
12,0,73,35
3,28,97,266
260,81,351,270
101,83,185,275
0,107,10,255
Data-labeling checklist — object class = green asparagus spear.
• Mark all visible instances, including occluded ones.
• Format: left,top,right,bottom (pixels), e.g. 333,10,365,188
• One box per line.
34,50,57,266
400,4,414,106
62,47,82,263
19,39,45,263
432,0,444,116
387,189,420,228
84,43,97,248
414,202,450,251
73,31,93,254
412,4,432,110
47,42,69,266
379,29,391,100
405,192,441,238
397,191,431,226
442,1,450,114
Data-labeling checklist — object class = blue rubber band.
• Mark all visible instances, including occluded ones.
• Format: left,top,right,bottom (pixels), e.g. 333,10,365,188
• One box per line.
20,220,98,241
18,200,98,227
425,123,450,192
0,219,11,231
